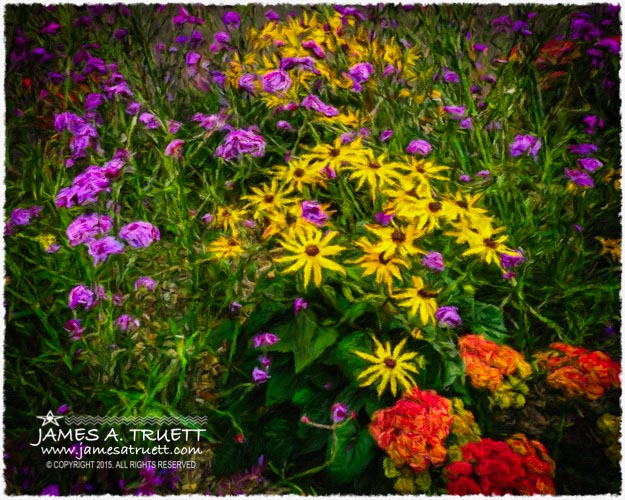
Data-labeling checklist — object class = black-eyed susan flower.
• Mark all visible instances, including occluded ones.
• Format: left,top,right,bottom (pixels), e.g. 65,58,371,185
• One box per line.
353,336,422,397
393,276,440,325
364,222,426,260
349,237,409,292
207,235,246,261
274,224,346,289
342,150,403,201
242,178,295,222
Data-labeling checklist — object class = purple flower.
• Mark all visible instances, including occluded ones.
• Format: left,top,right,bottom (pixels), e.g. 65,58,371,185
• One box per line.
422,251,444,272
67,213,113,246
331,403,349,423
509,134,541,158
301,95,339,117
265,9,280,21
40,21,62,35
84,93,106,111
582,115,605,135
134,276,157,292
565,168,594,188
406,139,432,156
348,62,374,91
321,165,337,179
568,143,598,155
253,332,280,349
258,354,272,369
173,6,203,28
223,11,241,29
68,285,96,310
139,112,160,130
164,139,185,158
215,128,266,162
435,306,462,328
280,56,318,73
302,39,325,58
262,70,291,93
460,117,473,130
230,302,242,314
136,459,163,495
475,169,491,179
252,367,271,384
11,206,41,226
115,314,139,331
442,105,466,118
186,51,201,66
41,484,60,496
276,120,296,131
501,250,525,269
64,319,84,341
375,211,395,226
294,297,308,315
442,67,460,83
167,120,183,134
238,73,257,93
301,200,328,227
380,130,394,142
578,157,603,172
119,221,160,248
473,43,487,52
126,102,141,116
87,236,125,265
596,36,620,55
459,174,471,182
201,213,215,225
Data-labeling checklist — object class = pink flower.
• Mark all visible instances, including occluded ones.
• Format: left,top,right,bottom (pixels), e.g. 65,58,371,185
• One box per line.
294,298,308,314
164,139,185,158
64,319,84,340
66,213,113,246
252,367,270,384
68,285,96,310
115,314,140,331
262,70,291,93
331,403,349,423
253,332,280,349
406,139,432,156
119,221,160,248
134,276,157,292
422,251,444,272
87,236,125,265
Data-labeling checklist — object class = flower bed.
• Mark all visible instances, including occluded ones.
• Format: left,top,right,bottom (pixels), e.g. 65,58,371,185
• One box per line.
3,3,621,495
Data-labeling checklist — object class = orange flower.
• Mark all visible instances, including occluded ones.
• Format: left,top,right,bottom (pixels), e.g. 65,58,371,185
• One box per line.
535,343,620,400
458,334,531,392
369,388,453,473
505,433,556,495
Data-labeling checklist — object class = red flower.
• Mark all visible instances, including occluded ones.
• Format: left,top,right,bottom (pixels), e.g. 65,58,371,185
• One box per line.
369,388,453,473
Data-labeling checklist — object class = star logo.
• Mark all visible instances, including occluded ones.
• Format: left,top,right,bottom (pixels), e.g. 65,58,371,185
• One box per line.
36,411,63,427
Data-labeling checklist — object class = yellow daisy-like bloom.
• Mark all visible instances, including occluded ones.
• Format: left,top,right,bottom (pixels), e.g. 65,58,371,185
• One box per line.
396,157,450,186
274,224,346,289
353,336,421,397
349,237,409,292
596,236,621,262
441,191,489,226
365,222,426,260
272,157,327,192
214,205,248,236
242,178,296,222
300,136,368,174
343,150,403,202
412,197,455,233
393,276,440,325
382,175,431,220
207,235,245,261
460,225,517,269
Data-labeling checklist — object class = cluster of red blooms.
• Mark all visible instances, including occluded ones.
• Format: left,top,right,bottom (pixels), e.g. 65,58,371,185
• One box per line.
369,388,453,473
534,342,621,400
443,434,556,495
458,334,531,392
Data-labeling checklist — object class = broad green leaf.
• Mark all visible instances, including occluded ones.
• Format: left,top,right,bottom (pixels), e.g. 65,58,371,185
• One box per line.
326,421,376,484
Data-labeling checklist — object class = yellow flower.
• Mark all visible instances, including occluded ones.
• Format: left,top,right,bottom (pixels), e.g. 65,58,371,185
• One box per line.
300,136,368,174
342,150,403,201
364,222,426,259
242,178,295,222
596,236,621,262
349,237,409,292
272,157,327,192
207,236,245,261
274,224,346,289
214,205,248,235
353,336,421,397
393,276,440,325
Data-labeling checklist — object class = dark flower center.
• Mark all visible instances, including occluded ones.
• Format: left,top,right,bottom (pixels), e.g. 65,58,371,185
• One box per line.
384,357,396,368
428,202,442,212
228,239,238,247
306,245,320,256
392,230,406,243
378,253,391,264
484,238,497,249
264,194,275,203
294,168,305,178
418,289,438,298
369,161,381,170
456,200,468,209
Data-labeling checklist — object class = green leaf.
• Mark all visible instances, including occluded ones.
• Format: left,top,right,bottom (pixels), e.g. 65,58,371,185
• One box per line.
326,422,376,484
468,300,508,342
325,330,371,381
265,367,297,406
